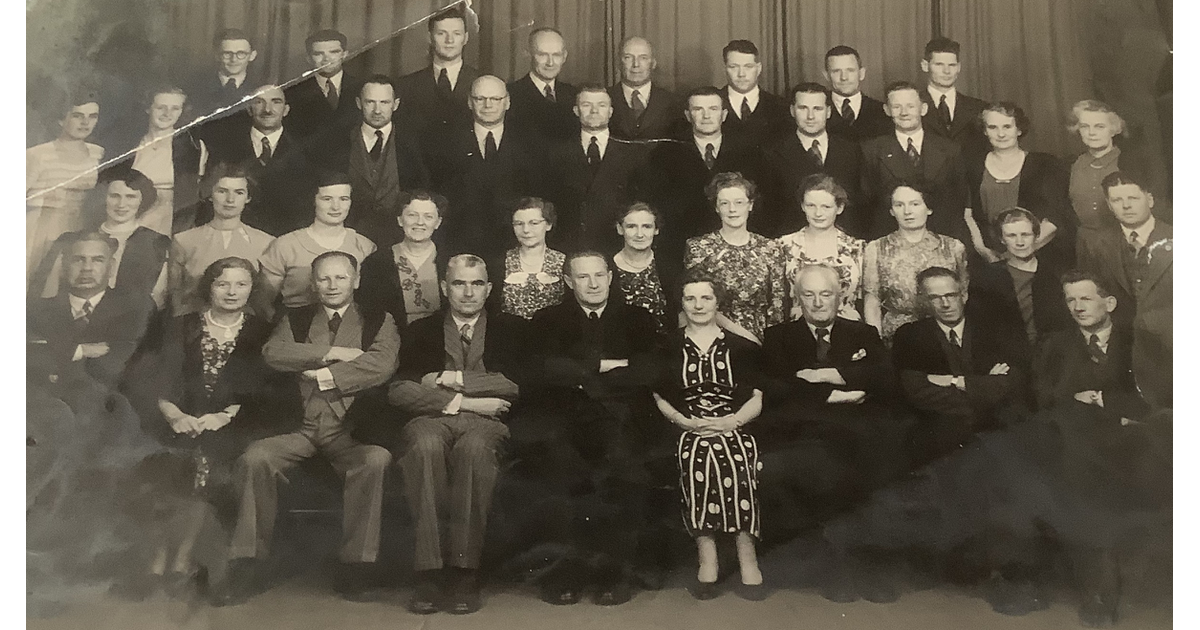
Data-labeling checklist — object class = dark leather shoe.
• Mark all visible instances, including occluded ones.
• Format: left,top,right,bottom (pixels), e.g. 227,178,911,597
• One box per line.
540,582,582,605
406,571,442,615
986,575,1049,617
688,579,719,601
594,580,632,606
209,558,259,607
447,569,482,615
335,562,382,603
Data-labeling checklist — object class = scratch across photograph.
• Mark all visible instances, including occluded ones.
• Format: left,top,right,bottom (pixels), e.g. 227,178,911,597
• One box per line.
25,0,1172,628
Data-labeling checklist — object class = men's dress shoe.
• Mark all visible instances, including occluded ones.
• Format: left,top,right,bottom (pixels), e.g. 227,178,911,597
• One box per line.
163,570,197,600
820,563,859,603
406,572,442,615
540,582,582,605
593,580,632,606
335,562,382,603
734,581,769,601
985,575,1049,616
210,558,259,607
447,569,482,615
688,579,719,601
1078,592,1118,628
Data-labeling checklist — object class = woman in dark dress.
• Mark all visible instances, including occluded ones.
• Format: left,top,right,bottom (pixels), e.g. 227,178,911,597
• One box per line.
611,201,680,334
653,271,766,600
119,257,291,599
357,189,450,327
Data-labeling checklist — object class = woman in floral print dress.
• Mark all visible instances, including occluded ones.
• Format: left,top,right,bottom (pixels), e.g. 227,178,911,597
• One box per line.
502,197,566,319
777,174,865,322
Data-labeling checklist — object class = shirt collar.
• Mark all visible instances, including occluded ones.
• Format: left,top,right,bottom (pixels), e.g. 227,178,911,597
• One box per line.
1081,321,1113,348
622,81,652,105
694,134,722,157
580,302,607,319
529,72,556,95
728,85,760,116
582,128,610,151
936,318,966,342
451,312,482,330
218,72,246,88
928,85,957,103
1120,216,1156,246
433,58,464,87
317,71,344,92
324,304,351,320
806,319,834,339
68,291,105,318
895,127,925,151
361,122,392,146
798,131,829,152
474,122,505,150
251,126,284,147
834,91,862,114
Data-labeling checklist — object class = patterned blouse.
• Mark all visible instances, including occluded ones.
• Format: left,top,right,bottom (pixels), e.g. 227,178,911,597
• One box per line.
199,317,240,393
684,232,788,341
777,227,865,321
393,244,441,324
502,247,567,319
615,258,670,334
863,230,968,342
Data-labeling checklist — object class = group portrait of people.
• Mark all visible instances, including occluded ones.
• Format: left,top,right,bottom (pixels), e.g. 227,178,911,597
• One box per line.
26,4,1172,628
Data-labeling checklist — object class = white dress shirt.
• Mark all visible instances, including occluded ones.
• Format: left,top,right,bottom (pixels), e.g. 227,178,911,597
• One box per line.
251,127,285,159
927,86,958,121
316,71,344,98
582,303,607,319
433,58,464,90
313,304,353,391
474,122,505,155
798,131,830,163
694,134,723,159
833,92,863,119
895,127,926,154
581,128,610,160
936,319,966,347
728,86,760,118
1081,321,1113,354
361,122,392,151
529,73,557,98
622,82,652,108
1121,217,1157,250
218,72,247,89
69,291,106,361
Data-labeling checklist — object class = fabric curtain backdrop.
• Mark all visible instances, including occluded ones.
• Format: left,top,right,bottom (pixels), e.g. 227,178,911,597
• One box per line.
939,0,1097,157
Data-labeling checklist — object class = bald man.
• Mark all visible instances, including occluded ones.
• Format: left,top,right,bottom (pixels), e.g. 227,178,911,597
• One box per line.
606,36,682,141
508,27,580,144
433,75,545,265
204,83,315,235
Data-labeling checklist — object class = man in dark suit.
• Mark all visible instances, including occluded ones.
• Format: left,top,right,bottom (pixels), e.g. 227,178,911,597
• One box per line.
434,75,543,267
822,46,892,142
636,86,763,261
324,74,431,248
719,39,790,151
388,254,527,615
859,81,970,242
920,37,989,161
765,82,865,237
203,83,314,235
507,27,580,145
607,36,680,142
222,252,399,605
27,232,155,414
188,29,263,151
285,29,362,143
1033,271,1165,628
517,252,664,606
547,84,647,252
893,266,1027,464
397,5,480,158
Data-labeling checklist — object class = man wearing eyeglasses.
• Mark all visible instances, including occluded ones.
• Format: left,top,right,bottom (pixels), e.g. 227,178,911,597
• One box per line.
187,29,261,125
891,266,1027,465
435,75,543,268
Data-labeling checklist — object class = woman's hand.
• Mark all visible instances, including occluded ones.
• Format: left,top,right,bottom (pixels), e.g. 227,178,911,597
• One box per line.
963,207,1001,263
169,413,203,437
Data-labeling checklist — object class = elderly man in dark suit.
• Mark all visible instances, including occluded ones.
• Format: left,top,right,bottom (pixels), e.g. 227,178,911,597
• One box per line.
607,36,680,141
516,251,664,607
203,83,314,235
892,266,1027,463
508,27,580,145
397,5,480,156
221,251,399,605
765,82,864,237
323,74,430,248
636,86,763,260
285,29,362,143
546,84,647,252
719,39,790,151
433,75,543,266
822,46,892,142
387,254,528,615
919,37,989,161
859,80,970,242
1077,171,1172,331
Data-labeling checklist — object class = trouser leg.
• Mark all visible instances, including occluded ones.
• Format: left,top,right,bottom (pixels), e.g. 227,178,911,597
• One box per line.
322,432,391,563
229,433,315,560
445,418,509,569
397,417,454,571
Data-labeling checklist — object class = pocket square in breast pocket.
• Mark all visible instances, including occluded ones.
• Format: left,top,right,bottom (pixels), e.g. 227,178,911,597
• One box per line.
851,348,867,361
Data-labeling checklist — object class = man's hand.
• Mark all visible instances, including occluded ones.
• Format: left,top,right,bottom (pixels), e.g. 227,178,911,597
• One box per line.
78,342,110,359
927,374,956,388
301,369,323,381
460,397,511,419
421,372,441,388
826,390,867,404
435,370,464,391
169,413,202,437
796,368,845,384
1074,390,1102,406
196,413,232,432
988,363,1011,376
599,359,629,373
323,346,364,363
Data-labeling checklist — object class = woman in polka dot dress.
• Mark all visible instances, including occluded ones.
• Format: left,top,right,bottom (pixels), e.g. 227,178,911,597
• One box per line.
653,271,766,600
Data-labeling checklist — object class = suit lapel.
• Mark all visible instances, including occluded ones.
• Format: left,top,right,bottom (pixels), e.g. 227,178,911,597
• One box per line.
881,137,916,180
920,137,948,179
466,311,487,369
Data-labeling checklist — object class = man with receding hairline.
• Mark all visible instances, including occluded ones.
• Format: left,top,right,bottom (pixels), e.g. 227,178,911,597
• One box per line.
508,27,580,144
606,36,682,141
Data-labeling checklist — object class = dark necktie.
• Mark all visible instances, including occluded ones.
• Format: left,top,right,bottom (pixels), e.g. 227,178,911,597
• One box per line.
937,94,952,131
740,97,752,120
459,323,472,368
815,327,831,363
370,129,384,161
630,89,646,120
259,137,273,165
948,329,960,347
808,139,823,167
1128,230,1142,259
544,83,556,103
704,143,716,170
328,312,343,340
586,135,601,167
326,80,339,110
437,67,452,99
77,300,93,328
224,77,237,93
1087,333,1107,365
841,98,855,124
588,311,600,321
906,137,921,168
484,131,498,162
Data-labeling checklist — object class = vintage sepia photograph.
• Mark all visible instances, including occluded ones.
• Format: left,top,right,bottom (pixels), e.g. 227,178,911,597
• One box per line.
25,0,1174,628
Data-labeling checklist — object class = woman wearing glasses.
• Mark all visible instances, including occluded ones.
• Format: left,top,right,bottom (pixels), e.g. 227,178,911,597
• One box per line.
501,197,566,319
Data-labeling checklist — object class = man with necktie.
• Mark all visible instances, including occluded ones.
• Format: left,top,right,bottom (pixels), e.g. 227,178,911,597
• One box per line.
285,30,363,143
606,36,681,141
398,5,480,159
219,251,399,605
718,39,790,151
508,27,580,145
386,254,529,615
919,37,988,161
823,45,892,142
891,266,1027,464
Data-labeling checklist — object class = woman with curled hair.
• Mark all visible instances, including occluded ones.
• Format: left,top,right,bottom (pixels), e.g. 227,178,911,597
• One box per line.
501,197,567,319
653,271,766,600
963,102,1074,268
119,256,293,600
611,202,679,334
776,174,865,321
358,189,449,326
684,171,788,343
